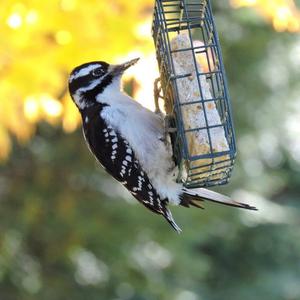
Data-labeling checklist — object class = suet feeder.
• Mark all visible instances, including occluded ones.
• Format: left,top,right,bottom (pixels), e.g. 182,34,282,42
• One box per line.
152,0,236,188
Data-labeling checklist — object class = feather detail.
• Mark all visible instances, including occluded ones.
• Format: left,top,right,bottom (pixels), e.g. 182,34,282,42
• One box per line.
181,188,257,210
163,208,182,233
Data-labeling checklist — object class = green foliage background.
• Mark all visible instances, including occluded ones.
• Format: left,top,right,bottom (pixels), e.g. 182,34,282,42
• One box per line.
1,2,300,300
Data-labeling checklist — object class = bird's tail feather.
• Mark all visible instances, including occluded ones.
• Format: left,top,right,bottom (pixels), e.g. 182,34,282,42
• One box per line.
163,208,182,233
181,188,257,211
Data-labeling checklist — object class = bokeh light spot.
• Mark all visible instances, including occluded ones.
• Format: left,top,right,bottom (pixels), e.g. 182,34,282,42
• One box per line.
7,13,23,29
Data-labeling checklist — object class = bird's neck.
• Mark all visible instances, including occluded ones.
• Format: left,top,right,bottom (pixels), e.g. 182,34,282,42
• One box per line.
95,77,127,106
81,102,108,121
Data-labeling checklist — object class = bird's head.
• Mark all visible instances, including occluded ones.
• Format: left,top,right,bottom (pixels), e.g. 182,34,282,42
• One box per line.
68,58,139,110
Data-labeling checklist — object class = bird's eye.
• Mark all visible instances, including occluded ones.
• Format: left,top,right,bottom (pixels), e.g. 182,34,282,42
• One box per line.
92,67,104,77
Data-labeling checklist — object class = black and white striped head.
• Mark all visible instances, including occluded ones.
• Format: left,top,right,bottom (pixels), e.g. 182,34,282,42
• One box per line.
68,58,139,110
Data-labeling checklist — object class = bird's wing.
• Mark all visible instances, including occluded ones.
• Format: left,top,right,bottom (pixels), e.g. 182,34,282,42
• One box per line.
83,114,181,232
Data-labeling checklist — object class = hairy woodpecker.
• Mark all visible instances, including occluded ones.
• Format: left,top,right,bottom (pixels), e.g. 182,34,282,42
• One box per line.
68,58,257,232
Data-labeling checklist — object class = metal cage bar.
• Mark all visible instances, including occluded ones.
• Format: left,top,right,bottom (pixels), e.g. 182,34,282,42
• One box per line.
152,0,236,188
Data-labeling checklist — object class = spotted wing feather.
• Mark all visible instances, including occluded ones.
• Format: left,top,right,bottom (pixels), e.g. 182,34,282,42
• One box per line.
82,107,180,231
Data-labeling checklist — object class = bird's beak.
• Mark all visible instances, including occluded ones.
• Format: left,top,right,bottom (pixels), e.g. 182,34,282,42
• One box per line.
110,58,140,76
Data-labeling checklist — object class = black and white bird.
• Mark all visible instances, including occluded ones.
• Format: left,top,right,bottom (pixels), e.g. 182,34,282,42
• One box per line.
68,58,257,232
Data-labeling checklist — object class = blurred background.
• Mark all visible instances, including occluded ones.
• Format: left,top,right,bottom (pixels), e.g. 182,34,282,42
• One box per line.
1,0,300,299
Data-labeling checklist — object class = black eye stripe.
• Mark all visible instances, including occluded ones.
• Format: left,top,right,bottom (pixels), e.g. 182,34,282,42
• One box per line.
84,74,113,99
69,61,110,95
92,67,104,77
69,74,93,94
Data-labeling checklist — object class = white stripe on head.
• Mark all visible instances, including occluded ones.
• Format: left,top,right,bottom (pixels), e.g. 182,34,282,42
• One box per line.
77,79,100,93
70,63,101,81
72,78,102,109
72,75,109,109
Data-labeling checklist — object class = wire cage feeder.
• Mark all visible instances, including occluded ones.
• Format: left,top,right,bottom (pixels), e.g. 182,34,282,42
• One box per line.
152,0,236,188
